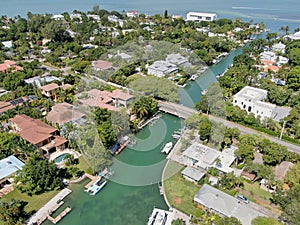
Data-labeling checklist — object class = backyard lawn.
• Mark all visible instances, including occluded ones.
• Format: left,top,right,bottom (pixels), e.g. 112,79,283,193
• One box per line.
163,161,203,217
78,156,92,174
1,188,60,214
242,181,272,201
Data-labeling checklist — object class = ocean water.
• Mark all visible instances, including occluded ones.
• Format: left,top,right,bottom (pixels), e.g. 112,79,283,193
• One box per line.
0,0,300,31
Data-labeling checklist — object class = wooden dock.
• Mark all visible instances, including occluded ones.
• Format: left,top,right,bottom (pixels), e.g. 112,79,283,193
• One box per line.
85,173,101,189
115,140,130,155
48,207,72,224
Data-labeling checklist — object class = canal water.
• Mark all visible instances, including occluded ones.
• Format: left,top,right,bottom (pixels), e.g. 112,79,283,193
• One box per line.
43,113,183,225
179,45,245,107
42,36,242,225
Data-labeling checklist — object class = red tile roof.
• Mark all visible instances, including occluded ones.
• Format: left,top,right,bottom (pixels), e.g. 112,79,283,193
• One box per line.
40,83,59,92
0,60,23,72
110,89,133,101
9,114,58,145
92,60,114,70
0,101,15,114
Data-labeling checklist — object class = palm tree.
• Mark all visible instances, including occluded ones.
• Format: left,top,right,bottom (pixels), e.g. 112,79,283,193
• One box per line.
280,26,290,36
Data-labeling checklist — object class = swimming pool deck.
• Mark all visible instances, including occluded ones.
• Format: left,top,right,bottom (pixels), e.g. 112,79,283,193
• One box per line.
26,188,72,225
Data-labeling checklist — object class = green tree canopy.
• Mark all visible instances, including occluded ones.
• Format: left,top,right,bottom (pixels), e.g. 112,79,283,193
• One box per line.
0,199,28,225
251,216,284,225
129,76,179,102
15,153,63,195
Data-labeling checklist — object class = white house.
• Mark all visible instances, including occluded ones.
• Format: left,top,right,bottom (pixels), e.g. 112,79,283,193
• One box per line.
182,143,220,170
272,42,286,54
87,14,100,21
233,86,291,121
147,61,178,78
260,51,277,62
127,10,139,18
186,12,217,22
166,53,189,66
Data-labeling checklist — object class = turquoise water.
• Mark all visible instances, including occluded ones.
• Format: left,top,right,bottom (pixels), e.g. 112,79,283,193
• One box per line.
54,153,69,163
180,46,244,107
1,0,300,31
42,113,183,225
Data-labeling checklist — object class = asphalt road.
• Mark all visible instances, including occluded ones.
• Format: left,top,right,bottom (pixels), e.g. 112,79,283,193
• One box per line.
158,101,300,154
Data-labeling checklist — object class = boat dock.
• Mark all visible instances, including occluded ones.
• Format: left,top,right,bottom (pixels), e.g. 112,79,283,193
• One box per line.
137,114,161,129
26,188,72,225
115,140,130,155
85,173,101,189
47,207,72,224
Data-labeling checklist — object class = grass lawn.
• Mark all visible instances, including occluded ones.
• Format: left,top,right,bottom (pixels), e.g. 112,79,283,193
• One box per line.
242,181,272,201
1,188,60,213
163,161,203,217
78,156,92,174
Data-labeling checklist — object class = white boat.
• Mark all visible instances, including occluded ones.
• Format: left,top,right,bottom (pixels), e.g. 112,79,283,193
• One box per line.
161,142,173,154
85,177,107,196
172,134,180,139
201,89,208,95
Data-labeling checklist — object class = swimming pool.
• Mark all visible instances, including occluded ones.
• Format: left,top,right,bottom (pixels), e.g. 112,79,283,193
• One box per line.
53,153,69,163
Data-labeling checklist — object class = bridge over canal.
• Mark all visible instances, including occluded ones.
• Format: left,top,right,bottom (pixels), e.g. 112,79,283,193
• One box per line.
158,101,300,154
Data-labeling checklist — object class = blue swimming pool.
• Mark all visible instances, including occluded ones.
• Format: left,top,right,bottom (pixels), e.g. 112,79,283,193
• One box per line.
53,153,69,163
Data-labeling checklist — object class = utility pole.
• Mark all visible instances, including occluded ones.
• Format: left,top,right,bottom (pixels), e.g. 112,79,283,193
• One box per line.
279,120,286,140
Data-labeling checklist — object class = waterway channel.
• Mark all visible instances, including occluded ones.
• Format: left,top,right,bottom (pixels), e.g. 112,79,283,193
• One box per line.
42,113,183,225
43,42,244,225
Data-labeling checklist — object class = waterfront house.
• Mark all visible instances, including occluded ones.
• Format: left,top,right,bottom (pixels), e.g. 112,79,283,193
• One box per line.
147,61,178,78
166,53,189,66
194,184,264,225
182,143,220,169
233,86,291,121
92,59,115,71
186,12,217,22
181,167,206,183
79,89,133,111
0,155,25,196
9,114,67,156
46,102,85,126
110,89,133,108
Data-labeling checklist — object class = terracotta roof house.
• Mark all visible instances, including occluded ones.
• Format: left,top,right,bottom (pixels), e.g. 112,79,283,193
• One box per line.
46,102,85,126
40,83,60,98
0,60,23,73
9,114,67,156
92,60,115,71
80,89,133,111
0,101,14,114
110,89,133,108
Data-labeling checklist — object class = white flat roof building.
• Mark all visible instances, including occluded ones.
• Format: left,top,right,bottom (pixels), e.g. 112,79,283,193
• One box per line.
187,12,217,22
182,142,220,169
233,86,291,121
147,61,178,78
194,184,265,225
166,53,189,66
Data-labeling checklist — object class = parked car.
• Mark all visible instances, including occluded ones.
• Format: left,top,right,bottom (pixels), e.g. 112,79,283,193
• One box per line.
237,194,249,204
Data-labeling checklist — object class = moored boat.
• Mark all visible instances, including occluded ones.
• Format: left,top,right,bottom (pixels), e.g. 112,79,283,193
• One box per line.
161,142,173,154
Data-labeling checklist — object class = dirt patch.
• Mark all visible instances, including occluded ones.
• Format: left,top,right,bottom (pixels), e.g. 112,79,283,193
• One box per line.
174,197,182,205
